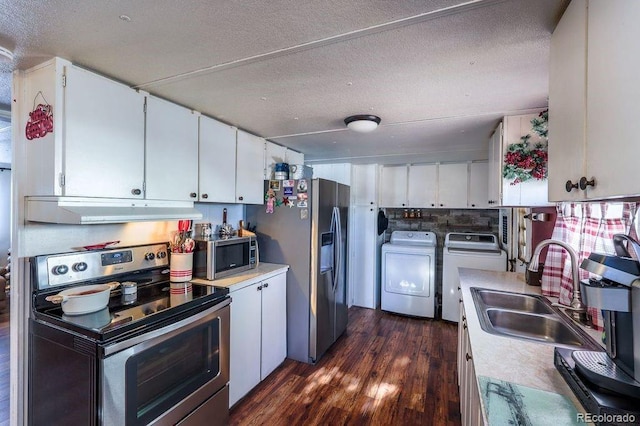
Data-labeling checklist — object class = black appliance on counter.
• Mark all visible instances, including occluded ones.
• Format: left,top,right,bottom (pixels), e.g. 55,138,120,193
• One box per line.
29,243,230,426
554,234,640,424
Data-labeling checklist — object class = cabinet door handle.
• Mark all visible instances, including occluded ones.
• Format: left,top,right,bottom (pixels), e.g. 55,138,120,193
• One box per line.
201,193,209,199
465,353,472,361
579,176,596,190
190,192,197,198
238,196,244,201
370,201,374,205
463,323,467,330
263,282,269,288
131,188,142,196
565,180,579,192
439,204,444,207
257,285,262,291
431,203,435,207
471,204,476,207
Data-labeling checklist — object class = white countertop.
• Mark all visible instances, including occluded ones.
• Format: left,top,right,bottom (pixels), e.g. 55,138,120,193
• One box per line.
192,263,289,292
458,268,603,424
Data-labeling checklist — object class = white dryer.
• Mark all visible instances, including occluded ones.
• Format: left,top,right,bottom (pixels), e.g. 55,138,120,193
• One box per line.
381,231,437,318
442,232,507,322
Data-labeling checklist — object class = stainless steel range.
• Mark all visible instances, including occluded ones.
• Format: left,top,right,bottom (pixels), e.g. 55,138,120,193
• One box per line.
29,243,230,426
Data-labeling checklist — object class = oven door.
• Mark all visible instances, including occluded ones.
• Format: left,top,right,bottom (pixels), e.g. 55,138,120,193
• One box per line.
101,299,230,426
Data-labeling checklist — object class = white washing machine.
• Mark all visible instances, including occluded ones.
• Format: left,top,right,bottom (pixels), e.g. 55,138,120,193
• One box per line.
442,232,507,322
381,231,437,318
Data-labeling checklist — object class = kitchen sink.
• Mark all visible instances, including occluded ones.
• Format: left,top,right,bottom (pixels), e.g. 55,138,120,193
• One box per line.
470,287,598,349
484,308,585,347
474,288,555,315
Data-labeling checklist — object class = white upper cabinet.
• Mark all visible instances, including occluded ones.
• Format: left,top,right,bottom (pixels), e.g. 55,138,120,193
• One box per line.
64,65,146,199
468,162,489,208
488,113,549,206
145,96,199,201
351,164,378,206
264,141,287,180
236,130,266,204
379,165,408,207
437,163,468,208
198,116,237,203
585,0,640,198
24,58,146,198
549,0,640,201
407,164,437,208
548,0,588,202
379,163,485,209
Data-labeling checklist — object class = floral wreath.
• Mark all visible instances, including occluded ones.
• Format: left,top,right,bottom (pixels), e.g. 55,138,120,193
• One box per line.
502,110,548,185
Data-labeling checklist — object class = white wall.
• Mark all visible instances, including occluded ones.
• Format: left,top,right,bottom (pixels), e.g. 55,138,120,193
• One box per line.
309,162,352,186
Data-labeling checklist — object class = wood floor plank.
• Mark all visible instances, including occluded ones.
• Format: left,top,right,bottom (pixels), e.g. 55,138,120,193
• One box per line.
230,307,461,426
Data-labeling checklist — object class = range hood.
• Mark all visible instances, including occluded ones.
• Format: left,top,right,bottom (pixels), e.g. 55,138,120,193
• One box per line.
26,197,203,225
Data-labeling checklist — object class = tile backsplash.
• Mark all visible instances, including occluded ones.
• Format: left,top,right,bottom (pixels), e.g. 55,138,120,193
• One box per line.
384,208,499,244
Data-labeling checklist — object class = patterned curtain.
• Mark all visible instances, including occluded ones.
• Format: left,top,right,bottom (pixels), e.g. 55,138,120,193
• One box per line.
541,202,637,330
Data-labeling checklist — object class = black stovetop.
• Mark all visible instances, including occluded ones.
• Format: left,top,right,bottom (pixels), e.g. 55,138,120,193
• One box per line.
32,268,229,343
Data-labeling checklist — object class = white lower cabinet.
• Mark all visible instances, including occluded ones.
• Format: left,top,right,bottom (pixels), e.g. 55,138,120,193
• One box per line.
229,272,287,407
458,305,484,426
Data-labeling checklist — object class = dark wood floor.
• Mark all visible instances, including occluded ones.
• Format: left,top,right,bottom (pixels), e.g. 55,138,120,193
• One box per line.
230,307,462,426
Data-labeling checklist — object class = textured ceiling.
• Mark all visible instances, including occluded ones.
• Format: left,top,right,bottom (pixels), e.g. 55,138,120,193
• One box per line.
0,0,569,165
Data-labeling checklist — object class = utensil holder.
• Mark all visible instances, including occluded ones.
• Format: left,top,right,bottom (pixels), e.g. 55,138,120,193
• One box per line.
170,252,193,282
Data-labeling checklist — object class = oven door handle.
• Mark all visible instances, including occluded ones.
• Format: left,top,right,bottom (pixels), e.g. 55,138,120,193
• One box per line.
103,298,231,357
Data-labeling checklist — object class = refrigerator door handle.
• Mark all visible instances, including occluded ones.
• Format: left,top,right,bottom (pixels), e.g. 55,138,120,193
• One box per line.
332,206,342,292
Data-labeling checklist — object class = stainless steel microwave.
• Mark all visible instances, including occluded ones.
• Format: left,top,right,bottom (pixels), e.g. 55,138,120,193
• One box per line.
194,235,258,280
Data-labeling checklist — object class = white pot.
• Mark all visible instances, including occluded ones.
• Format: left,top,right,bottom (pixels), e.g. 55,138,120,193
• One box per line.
45,282,119,315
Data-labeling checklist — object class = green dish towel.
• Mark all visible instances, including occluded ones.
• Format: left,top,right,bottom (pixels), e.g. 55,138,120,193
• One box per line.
478,376,580,425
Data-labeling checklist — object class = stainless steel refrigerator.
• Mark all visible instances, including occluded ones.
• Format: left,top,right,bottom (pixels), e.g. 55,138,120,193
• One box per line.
246,178,349,364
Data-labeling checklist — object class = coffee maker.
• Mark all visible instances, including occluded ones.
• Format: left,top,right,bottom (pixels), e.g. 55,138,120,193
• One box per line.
554,234,640,420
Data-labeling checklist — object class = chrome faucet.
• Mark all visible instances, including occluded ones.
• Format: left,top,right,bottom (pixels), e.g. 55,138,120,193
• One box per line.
528,239,589,325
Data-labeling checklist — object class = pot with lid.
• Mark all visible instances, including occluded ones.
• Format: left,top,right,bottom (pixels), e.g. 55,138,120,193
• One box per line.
45,281,120,315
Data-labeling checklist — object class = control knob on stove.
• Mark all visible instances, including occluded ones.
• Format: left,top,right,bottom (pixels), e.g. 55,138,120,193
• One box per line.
143,307,155,316
52,264,69,275
144,252,155,261
72,262,88,272
156,250,167,259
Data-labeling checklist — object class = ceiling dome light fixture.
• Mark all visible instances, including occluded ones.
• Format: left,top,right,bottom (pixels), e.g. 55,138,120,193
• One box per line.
0,45,14,62
344,114,381,133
